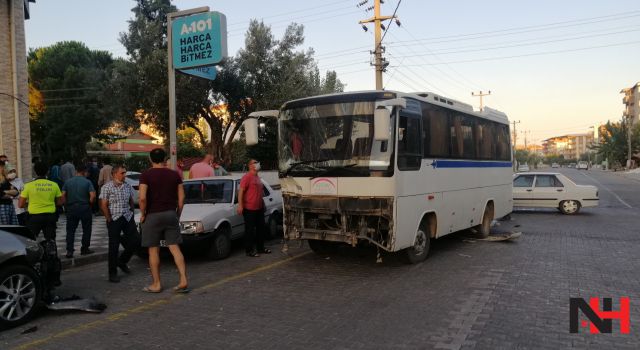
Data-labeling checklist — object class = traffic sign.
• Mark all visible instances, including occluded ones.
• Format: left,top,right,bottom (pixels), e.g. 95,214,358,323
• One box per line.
179,66,217,81
172,11,227,69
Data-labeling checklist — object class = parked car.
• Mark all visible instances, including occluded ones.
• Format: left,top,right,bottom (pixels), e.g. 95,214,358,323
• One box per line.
568,163,576,168
512,172,598,214
0,227,45,329
124,171,140,206
551,162,560,168
177,175,283,259
577,161,589,170
517,163,530,172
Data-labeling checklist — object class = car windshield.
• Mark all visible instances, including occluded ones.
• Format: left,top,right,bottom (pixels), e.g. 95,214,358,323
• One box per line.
278,100,394,176
183,180,233,204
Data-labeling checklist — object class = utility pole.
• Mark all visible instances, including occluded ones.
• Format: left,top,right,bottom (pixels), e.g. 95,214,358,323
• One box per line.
359,0,395,90
511,120,521,171
627,115,633,168
471,90,491,111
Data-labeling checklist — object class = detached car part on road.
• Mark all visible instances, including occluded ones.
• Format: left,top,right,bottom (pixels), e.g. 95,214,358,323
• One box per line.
177,175,283,260
513,172,598,214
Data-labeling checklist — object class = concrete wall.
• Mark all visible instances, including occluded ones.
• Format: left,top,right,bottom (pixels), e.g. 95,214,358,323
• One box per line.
0,0,33,178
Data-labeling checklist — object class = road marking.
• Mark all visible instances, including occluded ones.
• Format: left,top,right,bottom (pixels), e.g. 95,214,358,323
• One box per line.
580,172,632,209
14,251,311,350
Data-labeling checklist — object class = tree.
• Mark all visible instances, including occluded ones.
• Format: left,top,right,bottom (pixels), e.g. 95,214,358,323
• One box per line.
28,41,114,164
113,3,344,167
594,120,640,168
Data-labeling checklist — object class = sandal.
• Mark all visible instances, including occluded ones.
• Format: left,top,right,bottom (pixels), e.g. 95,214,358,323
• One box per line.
173,286,190,294
142,286,163,293
261,248,272,254
246,251,260,257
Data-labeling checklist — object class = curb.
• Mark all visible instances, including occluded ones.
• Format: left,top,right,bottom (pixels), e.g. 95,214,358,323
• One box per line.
59,250,108,270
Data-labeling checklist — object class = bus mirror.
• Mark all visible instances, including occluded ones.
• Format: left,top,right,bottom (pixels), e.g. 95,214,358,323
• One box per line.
244,118,259,146
374,107,391,141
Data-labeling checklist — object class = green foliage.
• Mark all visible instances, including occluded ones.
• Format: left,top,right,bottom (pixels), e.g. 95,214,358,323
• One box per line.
593,121,640,167
124,155,150,172
177,129,205,159
28,41,115,164
227,140,249,172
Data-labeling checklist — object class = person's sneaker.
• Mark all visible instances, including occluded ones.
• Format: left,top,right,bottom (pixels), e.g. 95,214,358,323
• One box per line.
117,263,131,274
65,252,73,259
80,248,94,255
109,275,120,283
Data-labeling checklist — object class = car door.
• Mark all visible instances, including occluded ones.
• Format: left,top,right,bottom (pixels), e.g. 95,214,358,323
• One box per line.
532,175,565,207
261,180,276,223
513,175,535,206
229,180,245,238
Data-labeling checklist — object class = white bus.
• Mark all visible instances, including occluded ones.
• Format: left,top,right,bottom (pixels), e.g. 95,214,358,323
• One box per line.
246,90,513,263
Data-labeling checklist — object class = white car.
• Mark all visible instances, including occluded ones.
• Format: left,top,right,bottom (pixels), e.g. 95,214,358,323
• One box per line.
513,172,598,214
517,163,530,172
124,171,140,206
551,162,560,168
178,175,283,259
577,161,589,170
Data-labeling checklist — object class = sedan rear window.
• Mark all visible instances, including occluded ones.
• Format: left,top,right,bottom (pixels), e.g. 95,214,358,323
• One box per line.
184,180,233,203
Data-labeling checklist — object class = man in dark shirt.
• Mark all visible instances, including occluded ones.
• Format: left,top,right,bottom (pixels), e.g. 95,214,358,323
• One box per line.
139,148,188,293
61,164,96,258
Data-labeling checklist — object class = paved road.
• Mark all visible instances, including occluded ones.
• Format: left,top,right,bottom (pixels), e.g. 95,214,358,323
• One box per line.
2,169,639,349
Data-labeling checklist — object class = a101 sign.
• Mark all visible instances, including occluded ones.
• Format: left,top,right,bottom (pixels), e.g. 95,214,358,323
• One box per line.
172,11,227,69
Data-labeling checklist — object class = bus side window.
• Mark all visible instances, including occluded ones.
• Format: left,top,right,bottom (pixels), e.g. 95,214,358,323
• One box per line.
398,115,422,170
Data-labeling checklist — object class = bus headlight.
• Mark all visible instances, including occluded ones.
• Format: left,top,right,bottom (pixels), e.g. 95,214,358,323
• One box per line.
180,221,204,235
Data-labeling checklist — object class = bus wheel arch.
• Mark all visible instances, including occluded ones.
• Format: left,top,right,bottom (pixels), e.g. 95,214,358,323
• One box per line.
403,212,436,264
476,200,494,238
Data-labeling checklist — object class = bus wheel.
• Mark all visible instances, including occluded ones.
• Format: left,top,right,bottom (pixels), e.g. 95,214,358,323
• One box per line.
476,203,494,238
404,228,430,264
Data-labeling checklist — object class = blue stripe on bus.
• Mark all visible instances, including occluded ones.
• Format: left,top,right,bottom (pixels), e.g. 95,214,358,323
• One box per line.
432,160,512,168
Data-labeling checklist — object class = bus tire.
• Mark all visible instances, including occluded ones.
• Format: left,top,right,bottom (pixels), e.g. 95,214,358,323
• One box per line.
476,202,494,238
404,226,430,264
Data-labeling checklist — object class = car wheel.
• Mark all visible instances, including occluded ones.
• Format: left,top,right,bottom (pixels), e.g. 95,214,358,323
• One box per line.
559,200,581,215
308,240,338,255
0,265,42,329
475,203,494,238
267,213,281,239
208,227,231,260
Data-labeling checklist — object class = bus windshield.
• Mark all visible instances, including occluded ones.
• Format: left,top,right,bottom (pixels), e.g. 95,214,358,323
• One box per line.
278,100,394,177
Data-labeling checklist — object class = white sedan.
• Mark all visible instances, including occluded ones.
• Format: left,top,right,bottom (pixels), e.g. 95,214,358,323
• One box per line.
513,172,598,214
178,175,283,259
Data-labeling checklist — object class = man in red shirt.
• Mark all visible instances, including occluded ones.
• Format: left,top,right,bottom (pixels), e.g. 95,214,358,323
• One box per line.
189,154,215,179
237,159,271,257
139,148,189,293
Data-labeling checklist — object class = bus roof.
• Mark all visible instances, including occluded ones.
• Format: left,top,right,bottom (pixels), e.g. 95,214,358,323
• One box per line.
280,90,509,124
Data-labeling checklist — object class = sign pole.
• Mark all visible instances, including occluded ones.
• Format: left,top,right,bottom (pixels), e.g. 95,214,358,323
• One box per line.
167,6,210,170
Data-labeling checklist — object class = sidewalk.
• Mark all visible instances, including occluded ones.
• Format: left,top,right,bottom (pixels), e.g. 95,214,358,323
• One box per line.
54,213,111,269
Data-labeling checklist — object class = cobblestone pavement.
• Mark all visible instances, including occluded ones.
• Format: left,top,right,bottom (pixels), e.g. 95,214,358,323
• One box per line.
2,169,639,349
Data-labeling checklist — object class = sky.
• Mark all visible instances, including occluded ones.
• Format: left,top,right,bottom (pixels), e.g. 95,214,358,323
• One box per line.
24,0,640,146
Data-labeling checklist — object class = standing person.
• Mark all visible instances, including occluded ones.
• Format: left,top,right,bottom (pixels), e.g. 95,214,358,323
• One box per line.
59,159,75,184
98,158,113,189
48,160,63,189
7,166,27,225
0,161,19,225
99,165,140,283
176,159,184,180
19,162,62,240
237,159,271,257
139,148,188,293
61,164,96,258
188,154,215,179
86,157,100,214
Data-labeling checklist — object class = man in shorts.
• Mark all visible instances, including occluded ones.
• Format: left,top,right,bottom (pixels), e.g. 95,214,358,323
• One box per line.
139,148,188,293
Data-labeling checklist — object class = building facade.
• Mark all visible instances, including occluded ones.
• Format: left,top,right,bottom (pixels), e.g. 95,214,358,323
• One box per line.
542,133,594,160
621,82,639,126
0,0,34,177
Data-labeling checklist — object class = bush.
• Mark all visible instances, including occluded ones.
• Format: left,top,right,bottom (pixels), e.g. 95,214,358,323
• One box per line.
124,155,150,172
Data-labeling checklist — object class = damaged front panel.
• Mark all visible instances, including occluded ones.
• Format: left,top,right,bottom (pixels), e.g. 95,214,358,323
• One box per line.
283,195,395,251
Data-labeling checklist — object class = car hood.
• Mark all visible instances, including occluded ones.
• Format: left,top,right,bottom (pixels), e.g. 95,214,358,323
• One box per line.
180,203,230,222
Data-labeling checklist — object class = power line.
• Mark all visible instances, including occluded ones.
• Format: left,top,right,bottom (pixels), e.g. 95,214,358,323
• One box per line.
390,10,640,45
397,40,640,66
226,0,348,27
